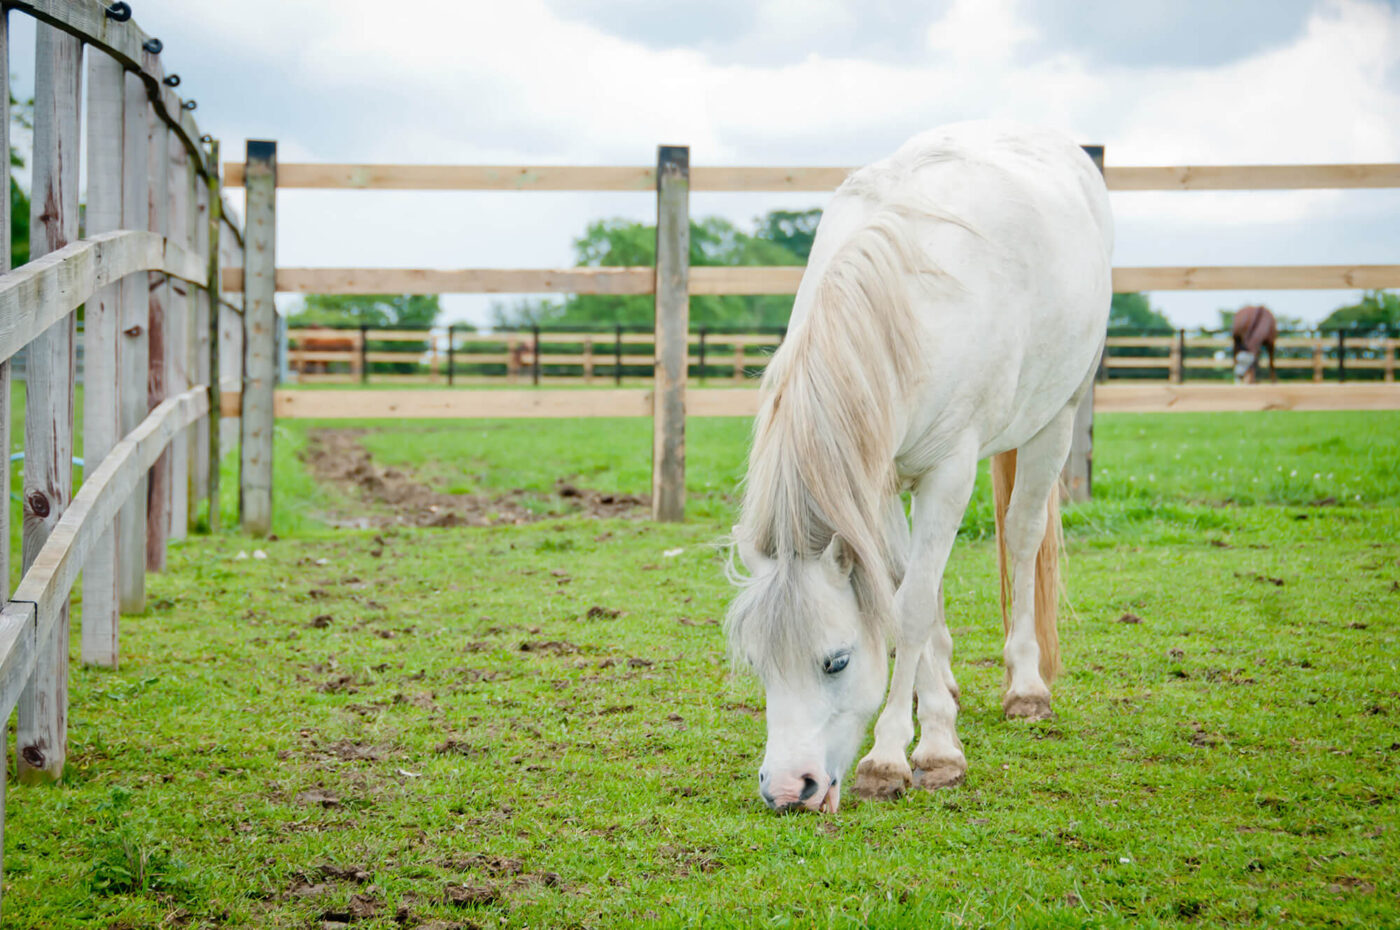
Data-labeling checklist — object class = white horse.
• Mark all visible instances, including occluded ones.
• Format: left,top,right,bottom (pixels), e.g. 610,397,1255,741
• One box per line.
726,121,1112,813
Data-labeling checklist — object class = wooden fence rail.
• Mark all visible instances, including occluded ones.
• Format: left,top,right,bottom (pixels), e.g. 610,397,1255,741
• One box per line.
0,0,243,913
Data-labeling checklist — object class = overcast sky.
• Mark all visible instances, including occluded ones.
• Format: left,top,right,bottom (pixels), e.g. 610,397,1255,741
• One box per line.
11,0,1400,327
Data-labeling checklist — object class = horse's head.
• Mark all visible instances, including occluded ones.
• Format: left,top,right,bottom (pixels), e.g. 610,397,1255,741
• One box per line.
1233,349,1257,382
727,534,887,814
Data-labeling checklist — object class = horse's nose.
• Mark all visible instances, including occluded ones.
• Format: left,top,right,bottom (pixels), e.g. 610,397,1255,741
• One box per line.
799,775,820,803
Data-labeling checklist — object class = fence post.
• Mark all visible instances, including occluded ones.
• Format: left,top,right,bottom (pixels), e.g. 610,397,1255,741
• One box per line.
652,145,690,522
0,15,10,875
18,23,82,784
358,324,369,383
1061,144,1104,504
1175,328,1186,383
118,72,149,610
240,140,277,537
146,97,171,570
615,325,623,384
206,141,222,531
80,47,123,668
532,325,541,385
698,327,707,384
167,131,190,540
1337,330,1346,382
190,153,210,530
446,324,455,385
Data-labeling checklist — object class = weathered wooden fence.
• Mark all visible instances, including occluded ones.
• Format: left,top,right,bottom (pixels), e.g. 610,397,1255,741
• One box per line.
221,146,1400,518
0,0,244,910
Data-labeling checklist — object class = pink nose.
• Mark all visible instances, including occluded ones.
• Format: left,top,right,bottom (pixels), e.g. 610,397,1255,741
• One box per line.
760,771,826,812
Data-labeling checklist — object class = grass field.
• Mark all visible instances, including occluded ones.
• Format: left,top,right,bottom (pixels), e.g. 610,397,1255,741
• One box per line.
3,410,1398,927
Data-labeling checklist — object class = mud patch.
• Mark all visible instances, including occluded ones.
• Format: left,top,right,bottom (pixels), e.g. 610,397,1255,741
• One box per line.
302,428,646,528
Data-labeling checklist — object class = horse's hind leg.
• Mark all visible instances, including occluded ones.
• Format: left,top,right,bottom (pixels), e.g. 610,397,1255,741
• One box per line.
999,404,1075,720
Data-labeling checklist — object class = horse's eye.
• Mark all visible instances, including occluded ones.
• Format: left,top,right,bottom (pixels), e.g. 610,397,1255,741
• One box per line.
823,652,850,675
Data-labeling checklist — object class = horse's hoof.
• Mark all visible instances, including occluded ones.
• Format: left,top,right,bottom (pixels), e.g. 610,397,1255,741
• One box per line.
913,757,966,790
1003,693,1054,720
853,759,912,801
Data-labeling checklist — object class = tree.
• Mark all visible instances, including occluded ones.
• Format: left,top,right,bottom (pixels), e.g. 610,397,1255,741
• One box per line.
490,210,813,329
753,209,822,261
287,293,441,329
11,87,32,268
1109,292,1172,331
1319,290,1399,332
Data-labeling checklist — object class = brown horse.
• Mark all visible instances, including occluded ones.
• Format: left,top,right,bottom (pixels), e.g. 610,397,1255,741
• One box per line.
1232,304,1277,383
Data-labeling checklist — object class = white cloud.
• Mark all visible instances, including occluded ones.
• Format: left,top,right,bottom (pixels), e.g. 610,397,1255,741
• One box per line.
138,0,1399,326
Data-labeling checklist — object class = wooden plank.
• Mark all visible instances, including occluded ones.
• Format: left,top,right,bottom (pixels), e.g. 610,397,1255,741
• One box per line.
0,388,209,724
273,389,654,419
205,140,222,531
146,109,170,572
223,266,656,295
1113,265,1400,291
5,0,214,177
18,23,81,785
1104,336,1176,348
652,146,689,522
219,160,1400,193
1104,357,1172,368
233,263,1400,296
117,75,149,613
240,141,277,537
1104,163,1400,191
0,230,203,366
1093,383,1400,412
1,12,10,905
79,47,123,668
192,161,212,522
167,130,190,541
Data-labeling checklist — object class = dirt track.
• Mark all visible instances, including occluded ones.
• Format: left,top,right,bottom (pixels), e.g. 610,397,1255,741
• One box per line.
302,428,647,528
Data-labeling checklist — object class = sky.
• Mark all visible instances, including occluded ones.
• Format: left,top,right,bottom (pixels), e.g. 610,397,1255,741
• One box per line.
9,0,1400,328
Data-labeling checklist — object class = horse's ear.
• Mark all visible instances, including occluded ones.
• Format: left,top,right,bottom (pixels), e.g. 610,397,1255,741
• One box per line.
821,535,855,583
733,526,770,572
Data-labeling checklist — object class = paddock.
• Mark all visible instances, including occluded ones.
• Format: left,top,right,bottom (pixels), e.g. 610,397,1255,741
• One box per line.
0,1,1396,925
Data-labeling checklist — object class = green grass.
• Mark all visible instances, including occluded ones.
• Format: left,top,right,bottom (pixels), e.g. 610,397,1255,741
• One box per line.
2,411,1398,927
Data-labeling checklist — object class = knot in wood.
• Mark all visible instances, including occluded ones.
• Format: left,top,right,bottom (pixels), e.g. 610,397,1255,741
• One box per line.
27,491,51,518
20,745,45,767
124,324,144,337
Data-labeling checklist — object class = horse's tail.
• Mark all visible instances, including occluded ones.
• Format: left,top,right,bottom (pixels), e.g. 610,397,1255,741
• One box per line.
992,450,1061,684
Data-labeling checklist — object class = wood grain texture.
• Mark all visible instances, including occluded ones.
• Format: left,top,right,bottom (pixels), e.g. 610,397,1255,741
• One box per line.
224,264,1400,297
240,141,276,536
146,109,170,572
167,134,189,541
18,23,81,785
652,146,689,522
79,48,123,668
1094,383,1400,412
117,77,150,613
219,160,1400,193
0,388,209,724
203,143,221,530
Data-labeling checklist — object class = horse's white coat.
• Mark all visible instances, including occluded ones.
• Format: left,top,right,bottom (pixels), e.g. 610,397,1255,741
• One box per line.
728,121,1113,812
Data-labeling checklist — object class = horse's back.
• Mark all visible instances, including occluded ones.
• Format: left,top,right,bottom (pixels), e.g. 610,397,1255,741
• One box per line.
812,122,1112,464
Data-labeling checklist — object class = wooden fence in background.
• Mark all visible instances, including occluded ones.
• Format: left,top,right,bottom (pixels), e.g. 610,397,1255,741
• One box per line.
0,0,244,911
279,327,1398,385
221,143,1400,518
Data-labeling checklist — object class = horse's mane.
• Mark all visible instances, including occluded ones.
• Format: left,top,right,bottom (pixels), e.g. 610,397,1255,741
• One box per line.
728,199,943,671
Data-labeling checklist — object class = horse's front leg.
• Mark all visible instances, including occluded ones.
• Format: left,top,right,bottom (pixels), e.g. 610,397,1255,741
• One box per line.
854,447,976,800
910,591,966,789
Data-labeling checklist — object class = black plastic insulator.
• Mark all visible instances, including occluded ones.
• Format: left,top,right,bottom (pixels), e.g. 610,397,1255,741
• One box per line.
143,37,163,54
181,100,197,111
163,74,180,87
105,2,133,22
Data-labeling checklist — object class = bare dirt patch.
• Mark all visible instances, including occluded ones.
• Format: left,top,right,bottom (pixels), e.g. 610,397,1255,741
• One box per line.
303,428,645,528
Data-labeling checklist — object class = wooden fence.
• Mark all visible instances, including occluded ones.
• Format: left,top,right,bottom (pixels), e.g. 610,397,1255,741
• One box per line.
281,327,1398,385
220,141,1400,518
0,0,245,910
